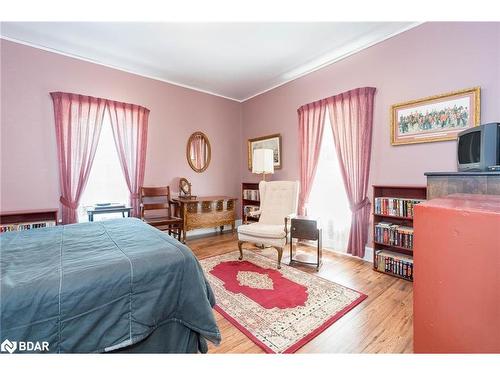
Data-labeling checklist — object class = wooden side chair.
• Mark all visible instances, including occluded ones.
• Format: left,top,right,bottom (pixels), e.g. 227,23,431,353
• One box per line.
140,186,183,241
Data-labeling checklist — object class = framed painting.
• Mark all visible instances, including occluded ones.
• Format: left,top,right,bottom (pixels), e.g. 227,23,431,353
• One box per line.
247,133,282,170
391,87,480,145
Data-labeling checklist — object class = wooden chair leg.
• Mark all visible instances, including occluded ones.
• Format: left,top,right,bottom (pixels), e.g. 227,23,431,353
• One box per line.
238,241,244,260
276,247,283,269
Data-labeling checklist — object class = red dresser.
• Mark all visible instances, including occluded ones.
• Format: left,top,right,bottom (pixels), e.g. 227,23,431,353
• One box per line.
413,194,500,353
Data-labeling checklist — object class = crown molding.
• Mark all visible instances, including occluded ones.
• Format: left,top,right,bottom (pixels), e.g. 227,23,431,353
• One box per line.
240,22,423,102
0,35,242,103
1,22,423,103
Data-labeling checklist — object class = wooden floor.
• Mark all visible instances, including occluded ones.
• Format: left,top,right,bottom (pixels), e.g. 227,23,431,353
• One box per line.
187,232,413,354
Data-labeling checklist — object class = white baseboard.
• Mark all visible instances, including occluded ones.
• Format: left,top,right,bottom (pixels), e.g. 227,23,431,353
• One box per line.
185,219,242,239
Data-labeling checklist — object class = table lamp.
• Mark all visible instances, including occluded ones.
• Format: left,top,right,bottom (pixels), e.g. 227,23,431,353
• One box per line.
252,149,274,181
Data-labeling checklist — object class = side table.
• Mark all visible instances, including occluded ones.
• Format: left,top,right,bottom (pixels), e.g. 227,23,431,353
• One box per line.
87,206,132,222
289,215,322,271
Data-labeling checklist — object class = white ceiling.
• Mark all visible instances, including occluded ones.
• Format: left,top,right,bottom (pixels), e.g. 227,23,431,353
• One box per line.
0,22,419,101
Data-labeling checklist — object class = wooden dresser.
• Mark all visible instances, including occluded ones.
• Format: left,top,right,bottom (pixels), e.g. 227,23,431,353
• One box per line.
172,196,237,242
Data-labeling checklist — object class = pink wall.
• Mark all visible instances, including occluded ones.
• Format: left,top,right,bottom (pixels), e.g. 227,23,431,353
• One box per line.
2,22,499,222
0,39,242,214
241,22,500,187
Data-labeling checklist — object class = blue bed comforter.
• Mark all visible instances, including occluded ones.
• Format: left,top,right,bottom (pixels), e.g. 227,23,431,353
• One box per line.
0,218,220,353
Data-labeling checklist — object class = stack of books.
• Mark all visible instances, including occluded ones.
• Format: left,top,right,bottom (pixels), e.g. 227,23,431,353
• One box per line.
1,221,56,233
243,205,260,217
375,250,414,281
374,197,424,218
374,222,414,249
242,189,260,201
0,224,17,233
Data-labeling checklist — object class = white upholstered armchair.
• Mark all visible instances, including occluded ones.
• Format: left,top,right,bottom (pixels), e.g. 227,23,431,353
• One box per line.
238,180,300,269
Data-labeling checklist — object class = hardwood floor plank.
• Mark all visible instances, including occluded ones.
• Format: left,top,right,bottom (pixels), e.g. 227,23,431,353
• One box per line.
298,279,412,353
358,290,414,353
187,232,413,354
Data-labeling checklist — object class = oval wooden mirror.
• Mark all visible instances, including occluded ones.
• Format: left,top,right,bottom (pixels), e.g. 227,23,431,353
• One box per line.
186,131,211,173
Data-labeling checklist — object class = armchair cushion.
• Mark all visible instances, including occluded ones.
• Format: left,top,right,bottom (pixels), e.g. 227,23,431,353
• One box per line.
237,222,287,239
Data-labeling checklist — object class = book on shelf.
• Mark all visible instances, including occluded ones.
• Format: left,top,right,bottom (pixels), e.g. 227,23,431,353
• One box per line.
374,197,425,218
374,222,414,249
242,189,260,201
376,250,414,281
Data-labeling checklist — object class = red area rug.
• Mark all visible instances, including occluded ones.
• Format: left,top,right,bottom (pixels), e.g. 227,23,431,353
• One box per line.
200,251,367,353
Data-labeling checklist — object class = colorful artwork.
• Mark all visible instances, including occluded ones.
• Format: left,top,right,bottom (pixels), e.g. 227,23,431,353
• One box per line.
391,87,480,145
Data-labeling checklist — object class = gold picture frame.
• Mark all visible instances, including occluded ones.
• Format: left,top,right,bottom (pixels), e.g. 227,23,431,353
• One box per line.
391,87,481,146
247,133,282,170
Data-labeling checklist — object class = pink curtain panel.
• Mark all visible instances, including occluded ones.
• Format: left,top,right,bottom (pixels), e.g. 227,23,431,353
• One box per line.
50,92,107,224
51,92,149,222
297,87,375,257
107,100,149,217
327,87,376,258
297,99,327,216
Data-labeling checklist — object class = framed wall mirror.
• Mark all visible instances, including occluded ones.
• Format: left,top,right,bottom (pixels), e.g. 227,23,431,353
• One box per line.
186,131,211,173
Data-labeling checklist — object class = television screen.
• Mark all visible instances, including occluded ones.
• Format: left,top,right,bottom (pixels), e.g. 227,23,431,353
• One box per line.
458,131,481,164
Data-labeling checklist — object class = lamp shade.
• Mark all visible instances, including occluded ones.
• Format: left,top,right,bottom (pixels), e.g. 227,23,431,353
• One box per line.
252,149,274,174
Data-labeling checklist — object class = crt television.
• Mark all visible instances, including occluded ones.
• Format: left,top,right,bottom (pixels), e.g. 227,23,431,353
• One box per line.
457,122,500,171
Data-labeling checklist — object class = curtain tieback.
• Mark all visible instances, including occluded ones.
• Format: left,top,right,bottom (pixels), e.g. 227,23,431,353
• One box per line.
130,193,140,199
60,196,78,210
350,197,370,212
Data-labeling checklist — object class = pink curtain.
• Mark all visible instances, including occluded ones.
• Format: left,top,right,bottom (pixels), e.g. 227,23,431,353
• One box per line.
107,100,149,217
327,87,376,258
50,92,106,224
297,99,327,216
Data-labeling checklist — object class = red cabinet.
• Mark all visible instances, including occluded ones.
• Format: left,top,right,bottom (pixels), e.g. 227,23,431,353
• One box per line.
413,194,500,353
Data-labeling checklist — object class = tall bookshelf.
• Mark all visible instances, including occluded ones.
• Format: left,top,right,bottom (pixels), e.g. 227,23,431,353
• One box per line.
241,182,260,223
372,185,427,281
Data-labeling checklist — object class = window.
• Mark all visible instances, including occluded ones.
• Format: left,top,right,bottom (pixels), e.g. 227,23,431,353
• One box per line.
307,114,351,252
78,116,130,222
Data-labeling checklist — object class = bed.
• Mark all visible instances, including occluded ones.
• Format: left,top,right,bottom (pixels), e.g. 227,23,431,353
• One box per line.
0,218,220,353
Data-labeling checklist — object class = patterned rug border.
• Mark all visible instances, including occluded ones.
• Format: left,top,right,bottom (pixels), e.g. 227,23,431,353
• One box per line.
203,250,368,354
